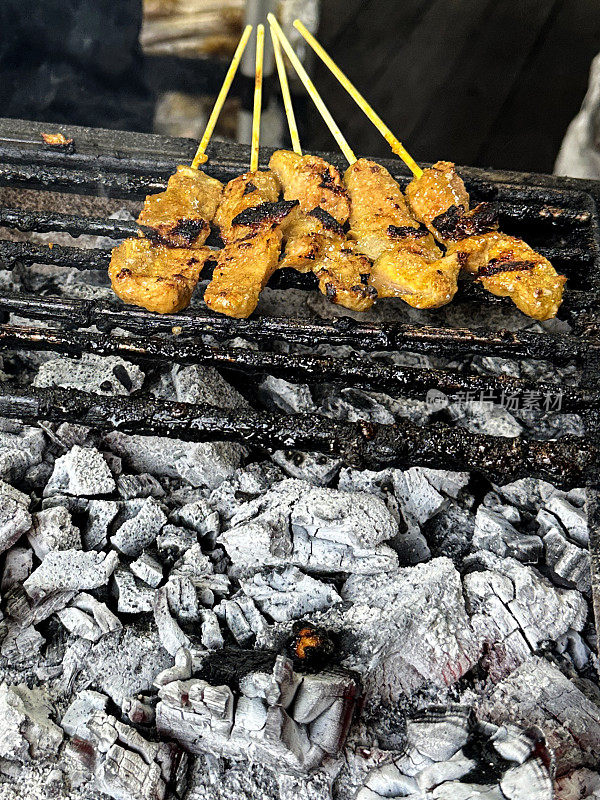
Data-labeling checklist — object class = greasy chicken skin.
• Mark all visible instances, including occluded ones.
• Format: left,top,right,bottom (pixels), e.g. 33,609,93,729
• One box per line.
204,188,298,318
269,151,375,312
109,238,211,314
446,232,566,321
213,171,281,242
344,158,419,259
269,150,351,224
137,165,222,248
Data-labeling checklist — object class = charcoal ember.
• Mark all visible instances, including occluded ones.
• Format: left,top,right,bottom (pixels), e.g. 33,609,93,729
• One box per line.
117,473,165,500
0,427,45,483
464,553,587,660
1,546,33,591
44,445,116,497
172,364,250,411
0,683,63,762
0,479,32,553
221,479,398,575
84,499,119,550
113,566,155,614
478,656,600,772
130,553,163,588
555,768,600,800
543,496,588,547
239,567,342,622
33,354,144,396
215,595,268,646
472,506,543,563
259,376,316,414
272,450,342,487
156,655,358,772
543,527,591,593
104,431,246,490
170,499,220,538
110,497,167,557
356,708,551,800
154,585,192,656
66,708,184,800
27,505,81,559
23,549,119,603
77,626,172,707
57,592,121,642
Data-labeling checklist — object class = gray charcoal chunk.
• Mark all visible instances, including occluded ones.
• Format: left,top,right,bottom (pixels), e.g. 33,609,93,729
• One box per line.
34,354,144,396
0,479,32,553
23,549,119,602
27,506,82,559
110,497,167,557
44,445,116,497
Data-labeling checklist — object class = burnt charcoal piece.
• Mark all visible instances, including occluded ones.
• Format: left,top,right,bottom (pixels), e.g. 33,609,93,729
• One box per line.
477,259,536,278
231,200,299,228
432,202,499,241
285,621,335,671
308,207,345,236
41,132,75,153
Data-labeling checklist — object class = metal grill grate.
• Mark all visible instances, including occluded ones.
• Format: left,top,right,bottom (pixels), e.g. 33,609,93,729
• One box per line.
0,117,598,491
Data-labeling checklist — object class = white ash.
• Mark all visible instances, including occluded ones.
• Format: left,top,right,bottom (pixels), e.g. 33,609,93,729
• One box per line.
110,496,167,557
27,505,82,559
44,445,116,497
477,656,600,773
0,478,32,554
239,567,342,622
221,478,398,575
33,354,144,396
104,431,246,489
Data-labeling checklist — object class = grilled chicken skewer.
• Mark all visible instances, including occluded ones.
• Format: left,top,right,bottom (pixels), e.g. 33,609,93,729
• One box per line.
406,162,566,320
344,158,461,309
269,150,376,312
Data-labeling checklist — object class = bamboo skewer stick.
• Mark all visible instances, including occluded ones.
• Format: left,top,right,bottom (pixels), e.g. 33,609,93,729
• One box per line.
191,24,253,169
267,13,356,165
250,24,265,173
270,23,302,155
292,19,423,178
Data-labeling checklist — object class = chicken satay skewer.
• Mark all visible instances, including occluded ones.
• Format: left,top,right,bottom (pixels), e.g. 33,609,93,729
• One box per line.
271,20,302,156
267,14,356,166
192,23,253,168
293,18,422,178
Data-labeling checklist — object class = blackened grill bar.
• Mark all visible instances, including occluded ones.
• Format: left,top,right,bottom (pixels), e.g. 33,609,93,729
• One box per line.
0,383,594,488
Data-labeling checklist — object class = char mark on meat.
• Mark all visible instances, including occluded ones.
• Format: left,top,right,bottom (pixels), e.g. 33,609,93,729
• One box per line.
232,199,299,228
309,206,345,236
433,202,499,241
387,225,429,239
477,259,536,278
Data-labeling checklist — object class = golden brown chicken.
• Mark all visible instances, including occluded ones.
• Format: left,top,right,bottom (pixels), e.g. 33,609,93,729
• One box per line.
137,165,223,248
344,158,460,309
204,176,298,318
109,238,211,314
446,232,566,320
406,160,566,319
344,158,419,259
269,151,375,312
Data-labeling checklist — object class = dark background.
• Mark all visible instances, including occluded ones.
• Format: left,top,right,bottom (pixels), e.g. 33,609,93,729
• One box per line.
1,0,599,174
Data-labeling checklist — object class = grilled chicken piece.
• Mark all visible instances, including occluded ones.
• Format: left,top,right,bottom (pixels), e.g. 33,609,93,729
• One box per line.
270,152,375,312
344,158,419,259
137,165,223,248
109,238,211,314
204,199,298,318
214,171,281,242
269,150,351,224
446,232,566,320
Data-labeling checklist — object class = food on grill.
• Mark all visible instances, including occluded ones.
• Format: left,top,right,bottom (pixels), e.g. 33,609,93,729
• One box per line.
406,161,566,320
345,159,460,308
108,237,210,314
204,177,298,317
137,165,223,248
270,150,375,312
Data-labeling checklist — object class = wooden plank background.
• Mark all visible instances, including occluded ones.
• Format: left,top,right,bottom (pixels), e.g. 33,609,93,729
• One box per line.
305,0,600,174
